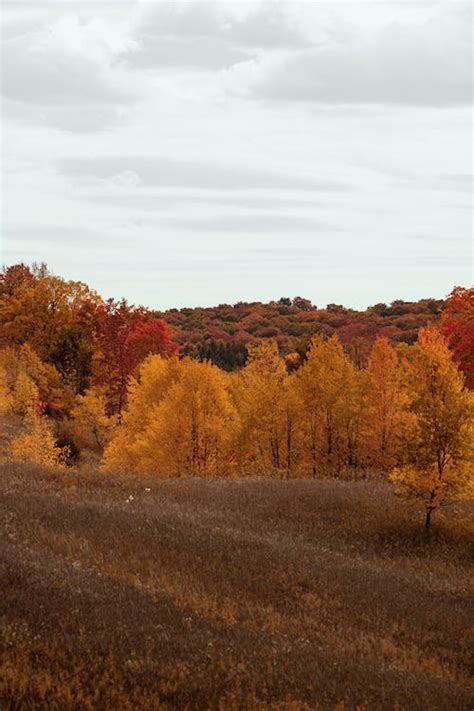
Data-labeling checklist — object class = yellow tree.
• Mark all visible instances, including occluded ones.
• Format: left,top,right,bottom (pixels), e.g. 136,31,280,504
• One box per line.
0,344,73,416
364,337,408,471
339,364,366,470
103,357,237,476
281,374,303,477
12,372,40,417
235,342,289,475
390,327,473,530
101,354,179,472
293,335,354,476
0,365,13,416
134,359,238,476
9,413,69,468
72,387,116,450
0,272,99,362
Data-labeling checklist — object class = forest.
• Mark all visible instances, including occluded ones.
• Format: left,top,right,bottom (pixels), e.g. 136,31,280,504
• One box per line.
0,263,472,530
1,263,473,709
156,294,446,371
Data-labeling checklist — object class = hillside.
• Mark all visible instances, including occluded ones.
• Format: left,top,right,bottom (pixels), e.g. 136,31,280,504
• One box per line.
2,463,473,710
155,296,445,369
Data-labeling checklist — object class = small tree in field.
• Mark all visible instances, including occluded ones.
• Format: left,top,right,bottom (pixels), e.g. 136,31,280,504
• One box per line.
390,327,473,531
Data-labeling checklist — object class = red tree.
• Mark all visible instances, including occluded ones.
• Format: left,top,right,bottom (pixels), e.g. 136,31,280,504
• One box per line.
90,299,177,415
441,286,474,388
0,263,34,297
337,318,379,368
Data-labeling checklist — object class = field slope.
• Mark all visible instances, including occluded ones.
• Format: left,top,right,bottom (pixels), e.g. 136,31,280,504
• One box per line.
1,464,473,710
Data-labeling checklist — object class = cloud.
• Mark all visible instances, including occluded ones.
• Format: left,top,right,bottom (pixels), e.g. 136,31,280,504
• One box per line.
162,214,336,234
83,192,327,212
59,155,350,192
250,5,472,107
226,4,308,50
1,13,139,130
127,36,251,70
124,1,308,69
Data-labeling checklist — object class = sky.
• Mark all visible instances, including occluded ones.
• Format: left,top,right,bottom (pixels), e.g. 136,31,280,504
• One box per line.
1,0,472,310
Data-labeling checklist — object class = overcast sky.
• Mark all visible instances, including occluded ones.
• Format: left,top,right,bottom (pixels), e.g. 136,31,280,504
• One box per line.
1,0,472,310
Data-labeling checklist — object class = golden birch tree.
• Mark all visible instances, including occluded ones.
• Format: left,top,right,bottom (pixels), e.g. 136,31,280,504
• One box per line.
364,337,408,471
131,358,238,476
235,342,289,475
101,354,179,472
293,335,354,476
390,327,473,530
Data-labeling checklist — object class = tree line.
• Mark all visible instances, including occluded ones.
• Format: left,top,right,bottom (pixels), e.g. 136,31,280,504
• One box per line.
0,263,472,529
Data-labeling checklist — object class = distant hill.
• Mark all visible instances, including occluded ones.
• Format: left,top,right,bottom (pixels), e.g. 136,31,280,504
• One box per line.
155,296,445,370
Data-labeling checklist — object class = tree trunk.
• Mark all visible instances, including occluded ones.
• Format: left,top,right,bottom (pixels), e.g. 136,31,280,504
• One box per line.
425,507,433,532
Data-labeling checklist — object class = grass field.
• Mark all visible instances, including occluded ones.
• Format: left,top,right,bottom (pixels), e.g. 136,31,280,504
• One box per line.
1,463,473,710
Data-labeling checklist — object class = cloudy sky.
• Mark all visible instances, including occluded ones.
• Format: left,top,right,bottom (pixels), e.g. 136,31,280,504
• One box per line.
1,0,472,310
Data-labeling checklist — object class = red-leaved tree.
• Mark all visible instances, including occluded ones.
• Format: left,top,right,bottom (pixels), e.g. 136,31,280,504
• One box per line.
89,298,177,415
441,286,474,389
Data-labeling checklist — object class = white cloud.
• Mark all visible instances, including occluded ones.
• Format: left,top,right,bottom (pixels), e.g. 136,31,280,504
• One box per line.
58,155,350,192
1,12,139,130
124,1,308,69
244,4,473,106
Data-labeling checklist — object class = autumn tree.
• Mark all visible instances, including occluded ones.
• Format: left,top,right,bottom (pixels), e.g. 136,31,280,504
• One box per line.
0,263,34,298
235,342,291,475
49,324,95,395
0,365,13,416
339,364,366,470
102,357,237,476
135,359,238,476
0,344,73,417
390,327,473,530
0,269,99,363
441,286,474,388
90,299,177,416
281,374,302,476
364,337,408,471
12,372,40,418
337,318,378,369
9,412,69,468
101,355,180,472
72,388,116,450
293,335,355,476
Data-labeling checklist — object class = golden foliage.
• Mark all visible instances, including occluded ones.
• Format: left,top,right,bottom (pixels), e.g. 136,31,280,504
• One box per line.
390,327,473,527
9,414,69,468
101,355,180,472
0,344,73,415
363,337,409,470
136,359,238,476
102,356,238,476
72,388,116,450
293,335,357,476
391,461,472,511
0,273,99,361
235,342,290,475
12,372,40,417
0,364,13,416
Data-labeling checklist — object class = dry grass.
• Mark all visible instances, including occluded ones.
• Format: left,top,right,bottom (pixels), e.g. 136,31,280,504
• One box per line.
1,463,473,709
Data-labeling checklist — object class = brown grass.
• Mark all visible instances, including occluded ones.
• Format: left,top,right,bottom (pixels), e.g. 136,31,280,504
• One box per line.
1,463,473,709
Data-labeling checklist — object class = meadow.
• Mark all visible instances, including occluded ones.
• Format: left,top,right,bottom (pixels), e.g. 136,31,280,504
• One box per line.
1,463,473,710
